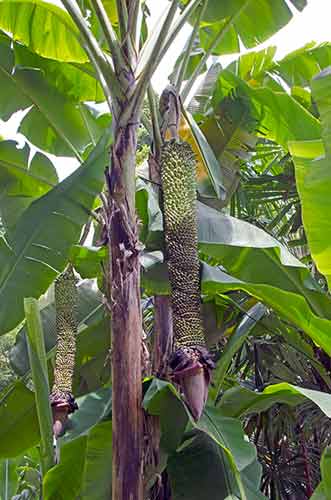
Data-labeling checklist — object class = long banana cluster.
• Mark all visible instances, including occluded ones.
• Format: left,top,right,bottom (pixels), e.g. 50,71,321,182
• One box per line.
50,265,78,437
160,139,214,420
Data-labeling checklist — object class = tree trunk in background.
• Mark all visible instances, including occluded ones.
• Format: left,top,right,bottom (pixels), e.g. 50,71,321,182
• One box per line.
107,117,143,499
153,296,173,378
148,296,173,499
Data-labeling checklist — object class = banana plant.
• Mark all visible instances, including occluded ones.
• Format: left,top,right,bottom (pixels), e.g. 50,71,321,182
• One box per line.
5,0,331,498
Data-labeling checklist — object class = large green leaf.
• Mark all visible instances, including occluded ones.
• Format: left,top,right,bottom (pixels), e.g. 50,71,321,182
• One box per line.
290,67,331,288
198,0,307,53
168,431,266,500
202,264,331,355
69,245,107,279
143,378,263,499
142,201,331,346
311,484,327,500
0,33,30,119
168,432,234,500
289,139,331,288
0,141,58,231
0,0,87,63
79,420,112,500
226,46,277,87
14,41,104,103
43,420,112,500
0,381,39,458
24,297,54,474
219,382,331,419
43,435,87,500
196,406,257,472
225,42,331,91
0,34,100,155
213,70,321,149
275,42,331,88
62,388,112,443
17,69,101,157
0,136,108,336
199,95,257,207
197,202,331,319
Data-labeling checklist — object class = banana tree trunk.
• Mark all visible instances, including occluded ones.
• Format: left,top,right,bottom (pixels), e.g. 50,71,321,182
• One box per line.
106,116,143,499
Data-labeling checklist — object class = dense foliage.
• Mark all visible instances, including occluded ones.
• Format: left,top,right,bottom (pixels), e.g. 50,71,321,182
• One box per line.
1,0,331,499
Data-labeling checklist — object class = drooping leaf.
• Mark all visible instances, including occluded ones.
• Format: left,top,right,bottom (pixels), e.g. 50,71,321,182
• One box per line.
188,62,222,116
143,378,188,454
0,141,58,232
0,136,108,336
16,69,101,157
14,41,104,103
0,34,101,155
143,378,263,499
289,138,331,288
168,431,266,500
219,382,331,419
63,388,112,442
168,432,232,500
197,0,307,52
197,202,331,320
0,0,88,63
202,264,331,355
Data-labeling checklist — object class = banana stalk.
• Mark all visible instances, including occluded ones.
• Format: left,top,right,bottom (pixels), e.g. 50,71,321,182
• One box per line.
50,265,78,438
160,133,214,420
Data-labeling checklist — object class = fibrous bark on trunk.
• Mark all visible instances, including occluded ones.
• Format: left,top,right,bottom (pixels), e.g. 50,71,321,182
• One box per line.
105,119,143,500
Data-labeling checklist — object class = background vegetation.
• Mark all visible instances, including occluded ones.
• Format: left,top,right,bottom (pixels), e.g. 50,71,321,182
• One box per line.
1,0,331,498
